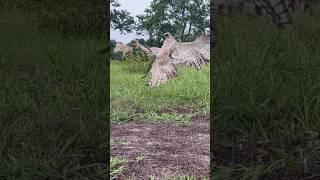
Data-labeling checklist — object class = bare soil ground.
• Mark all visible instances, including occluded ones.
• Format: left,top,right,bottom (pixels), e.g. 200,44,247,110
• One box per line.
111,115,210,179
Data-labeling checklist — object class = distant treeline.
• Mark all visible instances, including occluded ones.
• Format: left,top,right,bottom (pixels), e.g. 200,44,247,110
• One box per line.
0,0,107,39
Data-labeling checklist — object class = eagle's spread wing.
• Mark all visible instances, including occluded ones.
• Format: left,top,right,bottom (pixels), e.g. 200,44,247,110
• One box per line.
147,33,210,87
170,35,210,70
147,37,176,87
148,47,162,57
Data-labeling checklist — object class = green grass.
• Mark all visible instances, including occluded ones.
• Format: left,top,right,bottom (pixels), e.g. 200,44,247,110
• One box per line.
110,157,128,178
0,9,108,179
111,58,210,122
212,8,320,179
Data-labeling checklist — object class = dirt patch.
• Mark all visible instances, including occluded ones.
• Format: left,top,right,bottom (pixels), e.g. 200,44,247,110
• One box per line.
111,116,210,179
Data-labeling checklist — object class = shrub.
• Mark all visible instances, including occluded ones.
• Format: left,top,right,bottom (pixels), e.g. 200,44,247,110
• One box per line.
120,55,153,74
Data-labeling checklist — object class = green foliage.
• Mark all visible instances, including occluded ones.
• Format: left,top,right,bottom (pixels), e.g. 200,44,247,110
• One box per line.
111,52,125,61
212,9,320,179
136,0,209,46
0,9,107,179
110,39,117,50
110,157,128,178
110,0,135,33
120,55,153,74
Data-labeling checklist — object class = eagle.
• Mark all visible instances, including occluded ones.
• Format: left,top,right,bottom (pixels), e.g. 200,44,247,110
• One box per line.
140,32,210,87
131,40,161,58
113,42,133,59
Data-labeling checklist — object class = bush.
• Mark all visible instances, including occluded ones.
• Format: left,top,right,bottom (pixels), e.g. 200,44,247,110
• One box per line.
111,52,124,60
120,55,153,74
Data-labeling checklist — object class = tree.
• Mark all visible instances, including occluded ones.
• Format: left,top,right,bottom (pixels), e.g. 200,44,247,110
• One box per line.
110,39,117,51
110,0,135,34
136,0,209,46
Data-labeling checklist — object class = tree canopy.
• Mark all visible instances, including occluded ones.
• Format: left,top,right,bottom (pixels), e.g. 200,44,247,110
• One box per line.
110,0,209,47
110,0,135,34
136,0,209,46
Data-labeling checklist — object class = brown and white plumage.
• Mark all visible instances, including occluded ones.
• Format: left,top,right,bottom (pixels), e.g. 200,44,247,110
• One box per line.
147,32,210,87
169,34,210,70
131,40,161,58
113,42,133,59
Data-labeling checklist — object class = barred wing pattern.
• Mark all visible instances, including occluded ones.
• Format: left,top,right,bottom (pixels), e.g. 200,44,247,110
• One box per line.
212,0,312,29
285,0,313,14
148,33,210,87
170,35,210,70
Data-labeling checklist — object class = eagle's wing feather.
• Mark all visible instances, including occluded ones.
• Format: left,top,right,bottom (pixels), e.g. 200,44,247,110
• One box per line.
148,47,177,87
147,34,210,87
170,35,210,70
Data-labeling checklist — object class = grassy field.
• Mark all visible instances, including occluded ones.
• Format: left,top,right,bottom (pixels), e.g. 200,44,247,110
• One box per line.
110,57,210,178
110,58,210,122
0,9,108,179
212,8,320,179
4,3,320,180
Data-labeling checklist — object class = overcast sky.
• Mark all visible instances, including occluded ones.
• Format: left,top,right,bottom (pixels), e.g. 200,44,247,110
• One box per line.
110,0,152,43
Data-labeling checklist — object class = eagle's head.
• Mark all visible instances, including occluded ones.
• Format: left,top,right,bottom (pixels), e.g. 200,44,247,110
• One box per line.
163,32,173,39
131,40,139,49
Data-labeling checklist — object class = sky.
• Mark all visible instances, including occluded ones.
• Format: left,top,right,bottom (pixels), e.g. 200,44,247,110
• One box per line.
110,0,152,43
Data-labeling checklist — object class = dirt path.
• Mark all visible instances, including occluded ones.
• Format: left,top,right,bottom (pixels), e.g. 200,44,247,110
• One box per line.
111,116,210,179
